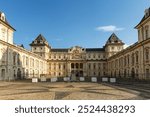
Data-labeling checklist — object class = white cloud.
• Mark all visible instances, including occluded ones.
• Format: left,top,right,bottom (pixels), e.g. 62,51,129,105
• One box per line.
96,25,124,32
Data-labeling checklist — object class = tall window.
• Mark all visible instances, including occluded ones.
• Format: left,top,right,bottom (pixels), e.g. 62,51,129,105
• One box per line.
54,63,56,70
98,63,101,69
71,63,74,68
17,54,20,65
131,53,134,66
124,56,126,67
127,55,130,66
93,63,95,69
23,56,26,66
80,63,83,69
103,63,106,69
145,26,149,39
146,69,149,78
76,63,79,68
135,51,139,63
63,64,65,69
89,63,91,69
13,53,16,65
26,57,28,66
138,30,140,41
145,48,149,61
59,64,61,69
49,63,51,70
32,59,34,67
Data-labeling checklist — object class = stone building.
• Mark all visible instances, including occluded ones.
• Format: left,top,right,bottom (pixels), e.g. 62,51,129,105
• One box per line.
0,8,150,81
107,8,150,79
0,12,48,80
29,33,124,80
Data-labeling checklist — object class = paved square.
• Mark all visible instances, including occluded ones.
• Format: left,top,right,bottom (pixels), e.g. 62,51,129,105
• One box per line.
0,81,149,100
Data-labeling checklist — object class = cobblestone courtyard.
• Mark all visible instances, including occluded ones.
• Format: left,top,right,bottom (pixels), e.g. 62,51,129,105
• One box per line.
0,81,149,100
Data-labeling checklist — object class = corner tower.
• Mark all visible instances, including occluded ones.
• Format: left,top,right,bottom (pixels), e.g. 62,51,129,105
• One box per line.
30,34,50,59
105,33,124,58
0,11,15,44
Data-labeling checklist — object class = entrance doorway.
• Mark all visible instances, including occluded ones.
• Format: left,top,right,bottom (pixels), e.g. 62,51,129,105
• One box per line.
1,69,5,80
17,68,21,79
70,63,84,81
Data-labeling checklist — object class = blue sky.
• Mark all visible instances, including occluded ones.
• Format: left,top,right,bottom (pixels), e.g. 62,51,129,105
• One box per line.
0,0,149,49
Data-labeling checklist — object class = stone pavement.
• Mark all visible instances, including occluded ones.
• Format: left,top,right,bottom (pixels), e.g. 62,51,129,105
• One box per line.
0,81,148,100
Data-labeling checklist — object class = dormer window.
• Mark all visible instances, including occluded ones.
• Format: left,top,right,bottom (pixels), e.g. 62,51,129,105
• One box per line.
40,41,43,44
145,8,150,18
37,40,40,43
1,16,4,21
0,13,5,21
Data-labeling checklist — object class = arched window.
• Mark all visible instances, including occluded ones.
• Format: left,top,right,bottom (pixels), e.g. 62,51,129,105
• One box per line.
71,63,74,68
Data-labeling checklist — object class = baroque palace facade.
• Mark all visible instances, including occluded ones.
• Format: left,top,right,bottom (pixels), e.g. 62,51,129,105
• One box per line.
0,8,150,81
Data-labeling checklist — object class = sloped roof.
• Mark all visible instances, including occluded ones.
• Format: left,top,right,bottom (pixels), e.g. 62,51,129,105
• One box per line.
86,48,105,52
135,8,150,28
30,34,50,47
105,33,124,45
50,48,105,52
0,11,16,31
51,48,68,52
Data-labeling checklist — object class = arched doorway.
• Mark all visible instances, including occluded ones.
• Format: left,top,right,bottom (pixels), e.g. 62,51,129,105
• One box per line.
17,68,21,79
70,63,84,81
79,71,83,77
26,69,29,78
14,69,16,79
1,69,5,80
131,68,135,78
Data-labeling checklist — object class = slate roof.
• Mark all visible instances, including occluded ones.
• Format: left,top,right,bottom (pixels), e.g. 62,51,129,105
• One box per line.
51,49,68,52
105,33,124,45
86,48,105,52
30,34,50,47
50,48,105,52
135,8,150,28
